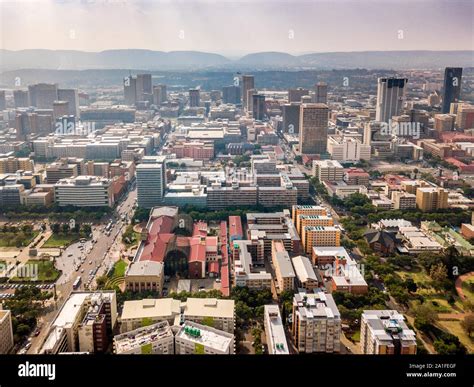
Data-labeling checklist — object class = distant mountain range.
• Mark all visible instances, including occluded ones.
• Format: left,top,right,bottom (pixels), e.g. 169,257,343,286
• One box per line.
1,49,473,71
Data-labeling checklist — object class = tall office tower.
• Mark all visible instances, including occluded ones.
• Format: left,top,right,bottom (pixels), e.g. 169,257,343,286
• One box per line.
441,67,462,113
246,88,256,112
282,103,301,134
241,75,255,111
124,75,137,106
58,88,80,118
299,103,329,155
13,89,29,107
288,88,309,103
314,82,328,104
222,85,241,104
135,73,152,103
53,101,69,120
153,85,167,106
157,84,167,102
0,91,5,110
189,88,201,107
136,156,167,209
28,83,58,109
375,77,408,123
252,94,266,121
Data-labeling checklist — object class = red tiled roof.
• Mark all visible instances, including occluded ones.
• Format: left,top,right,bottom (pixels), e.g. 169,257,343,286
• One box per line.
208,261,220,274
228,216,243,239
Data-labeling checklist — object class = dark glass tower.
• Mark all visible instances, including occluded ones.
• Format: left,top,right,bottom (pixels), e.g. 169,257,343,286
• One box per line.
441,67,462,113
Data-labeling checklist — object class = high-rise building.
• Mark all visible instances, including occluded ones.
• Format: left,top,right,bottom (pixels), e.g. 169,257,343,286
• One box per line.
124,75,137,106
54,176,114,207
441,67,463,114
136,73,153,102
13,89,29,107
282,103,300,134
0,90,6,110
360,310,417,354
241,75,255,111
313,82,328,104
271,241,296,293
136,156,166,208
0,309,14,354
114,321,174,355
222,85,241,104
288,88,309,103
375,78,408,122
252,94,266,120
58,88,80,118
28,83,58,108
189,88,201,107
298,103,329,155
292,290,341,353
153,84,167,106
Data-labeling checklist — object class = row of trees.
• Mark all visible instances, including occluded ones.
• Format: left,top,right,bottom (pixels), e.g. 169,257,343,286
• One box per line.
3,204,111,221
50,222,92,237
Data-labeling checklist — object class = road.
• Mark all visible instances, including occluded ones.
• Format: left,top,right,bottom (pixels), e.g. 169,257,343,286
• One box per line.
27,186,137,354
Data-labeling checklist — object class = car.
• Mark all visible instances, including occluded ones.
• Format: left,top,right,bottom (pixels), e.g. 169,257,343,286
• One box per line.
25,342,31,350
215,278,221,283
89,261,93,265
34,328,41,337
81,269,84,273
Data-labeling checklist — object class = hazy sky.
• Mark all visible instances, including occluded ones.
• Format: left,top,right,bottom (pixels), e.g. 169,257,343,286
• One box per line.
0,0,473,56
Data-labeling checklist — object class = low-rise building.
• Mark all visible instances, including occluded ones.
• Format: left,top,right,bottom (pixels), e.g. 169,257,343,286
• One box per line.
271,241,296,293
124,260,164,294
291,255,319,291
54,176,114,207
175,321,234,355
114,321,174,354
264,305,289,355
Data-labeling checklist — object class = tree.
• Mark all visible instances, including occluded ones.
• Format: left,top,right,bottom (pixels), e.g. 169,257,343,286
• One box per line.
51,223,60,234
405,278,418,293
412,302,438,331
61,223,70,234
461,314,474,337
429,263,448,290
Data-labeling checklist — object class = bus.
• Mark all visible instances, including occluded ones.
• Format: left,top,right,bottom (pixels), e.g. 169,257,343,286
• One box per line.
72,276,82,290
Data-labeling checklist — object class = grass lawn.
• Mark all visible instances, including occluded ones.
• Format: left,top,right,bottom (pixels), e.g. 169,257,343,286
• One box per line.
437,321,474,354
0,231,39,247
42,233,80,248
351,331,361,342
462,279,474,303
11,259,60,282
112,259,127,277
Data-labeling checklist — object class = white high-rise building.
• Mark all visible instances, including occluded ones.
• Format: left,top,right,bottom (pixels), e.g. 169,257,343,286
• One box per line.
136,156,166,209
0,309,14,354
375,78,408,123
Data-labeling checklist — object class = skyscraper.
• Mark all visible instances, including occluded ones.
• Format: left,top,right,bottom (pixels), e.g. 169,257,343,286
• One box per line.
375,77,408,123
124,75,137,106
441,67,463,113
136,156,167,209
136,73,152,102
299,103,329,155
189,88,201,107
252,94,266,121
13,90,29,108
28,83,58,108
282,103,301,134
222,85,241,104
0,91,5,111
241,75,255,111
58,89,80,118
314,82,328,104
153,84,167,106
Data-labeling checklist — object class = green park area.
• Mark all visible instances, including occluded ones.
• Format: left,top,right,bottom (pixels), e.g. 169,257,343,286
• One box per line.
11,259,60,282
0,230,39,248
42,234,80,248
